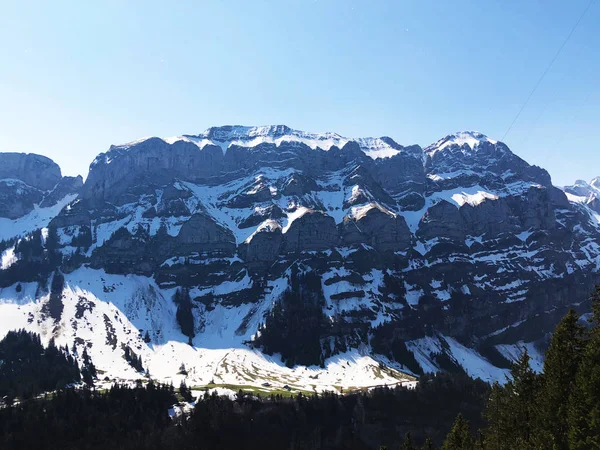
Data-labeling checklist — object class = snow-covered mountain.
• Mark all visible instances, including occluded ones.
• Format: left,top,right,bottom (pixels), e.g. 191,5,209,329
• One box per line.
562,178,600,214
0,153,82,240
1,125,598,391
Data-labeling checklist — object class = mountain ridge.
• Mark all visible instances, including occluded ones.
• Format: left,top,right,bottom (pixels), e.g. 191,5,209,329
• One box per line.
0,126,598,392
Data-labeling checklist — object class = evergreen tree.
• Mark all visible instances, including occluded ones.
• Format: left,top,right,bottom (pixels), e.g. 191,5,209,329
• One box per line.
443,413,474,450
45,270,65,321
81,347,97,385
422,438,434,450
254,271,330,367
568,288,600,449
0,330,80,399
401,432,415,450
174,288,195,340
179,380,193,402
483,350,539,449
123,346,144,372
178,362,188,375
535,309,585,449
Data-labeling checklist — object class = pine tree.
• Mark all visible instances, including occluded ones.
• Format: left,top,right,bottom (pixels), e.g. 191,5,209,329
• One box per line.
174,288,195,340
46,270,65,321
422,437,434,450
483,349,539,449
178,363,188,375
568,288,600,449
81,347,96,385
179,380,193,402
253,271,330,367
401,432,415,450
443,413,474,450
535,309,585,449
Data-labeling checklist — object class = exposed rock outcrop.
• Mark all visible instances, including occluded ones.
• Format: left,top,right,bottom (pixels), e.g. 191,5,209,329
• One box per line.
0,153,81,219
341,203,411,251
239,220,283,267
175,213,236,255
282,209,338,253
0,153,62,191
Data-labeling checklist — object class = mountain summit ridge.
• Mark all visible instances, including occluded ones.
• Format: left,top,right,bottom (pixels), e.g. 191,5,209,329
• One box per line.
0,126,598,390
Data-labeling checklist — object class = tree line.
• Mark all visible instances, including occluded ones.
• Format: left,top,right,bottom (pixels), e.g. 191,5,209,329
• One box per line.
0,372,488,450
3,288,600,448
412,286,600,450
0,329,80,402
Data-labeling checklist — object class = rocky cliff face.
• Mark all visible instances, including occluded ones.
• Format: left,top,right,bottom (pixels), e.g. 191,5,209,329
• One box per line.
0,153,62,191
563,178,600,214
1,126,599,389
0,153,82,221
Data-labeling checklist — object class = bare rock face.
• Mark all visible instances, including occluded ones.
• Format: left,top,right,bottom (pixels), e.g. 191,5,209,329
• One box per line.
239,220,283,267
175,213,236,255
0,154,81,219
84,139,225,202
343,166,396,209
458,187,557,238
372,144,427,211
0,153,62,191
520,186,556,230
40,176,83,207
282,209,338,253
341,203,411,251
239,204,286,229
0,180,42,219
156,198,190,217
49,200,92,229
467,201,512,237
90,212,236,275
155,186,192,217
417,200,466,241
227,184,274,208
281,173,318,196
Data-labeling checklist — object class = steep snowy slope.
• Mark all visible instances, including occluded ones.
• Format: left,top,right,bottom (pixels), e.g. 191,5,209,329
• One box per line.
0,267,414,391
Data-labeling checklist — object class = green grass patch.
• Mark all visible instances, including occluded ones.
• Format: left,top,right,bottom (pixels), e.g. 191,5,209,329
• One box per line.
192,383,314,398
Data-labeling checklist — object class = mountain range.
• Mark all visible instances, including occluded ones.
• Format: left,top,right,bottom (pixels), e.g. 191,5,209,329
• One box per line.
1,125,598,393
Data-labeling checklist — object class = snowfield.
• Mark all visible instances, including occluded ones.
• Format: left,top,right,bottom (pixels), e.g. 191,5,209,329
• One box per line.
0,267,415,394
0,194,78,242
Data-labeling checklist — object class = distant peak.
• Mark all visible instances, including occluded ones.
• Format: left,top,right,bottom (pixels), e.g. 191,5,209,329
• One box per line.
426,131,498,155
199,125,295,142
574,179,590,187
569,178,600,189
103,125,421,161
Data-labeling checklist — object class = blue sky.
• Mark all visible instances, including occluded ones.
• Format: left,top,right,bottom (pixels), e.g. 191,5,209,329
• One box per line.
0,0,598,185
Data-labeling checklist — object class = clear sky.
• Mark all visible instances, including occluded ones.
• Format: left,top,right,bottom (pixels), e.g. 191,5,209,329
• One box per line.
1,0,598,186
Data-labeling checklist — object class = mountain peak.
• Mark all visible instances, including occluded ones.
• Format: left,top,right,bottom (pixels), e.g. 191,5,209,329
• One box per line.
425,131,498,156
180,125,411,159
192,124,347,144
199,125,295,142
180,124,349,153
573,179,591,187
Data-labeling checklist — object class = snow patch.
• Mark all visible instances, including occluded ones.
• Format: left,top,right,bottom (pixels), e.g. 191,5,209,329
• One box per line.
0,194,78,242
426,131,497,156
1,246,17,270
